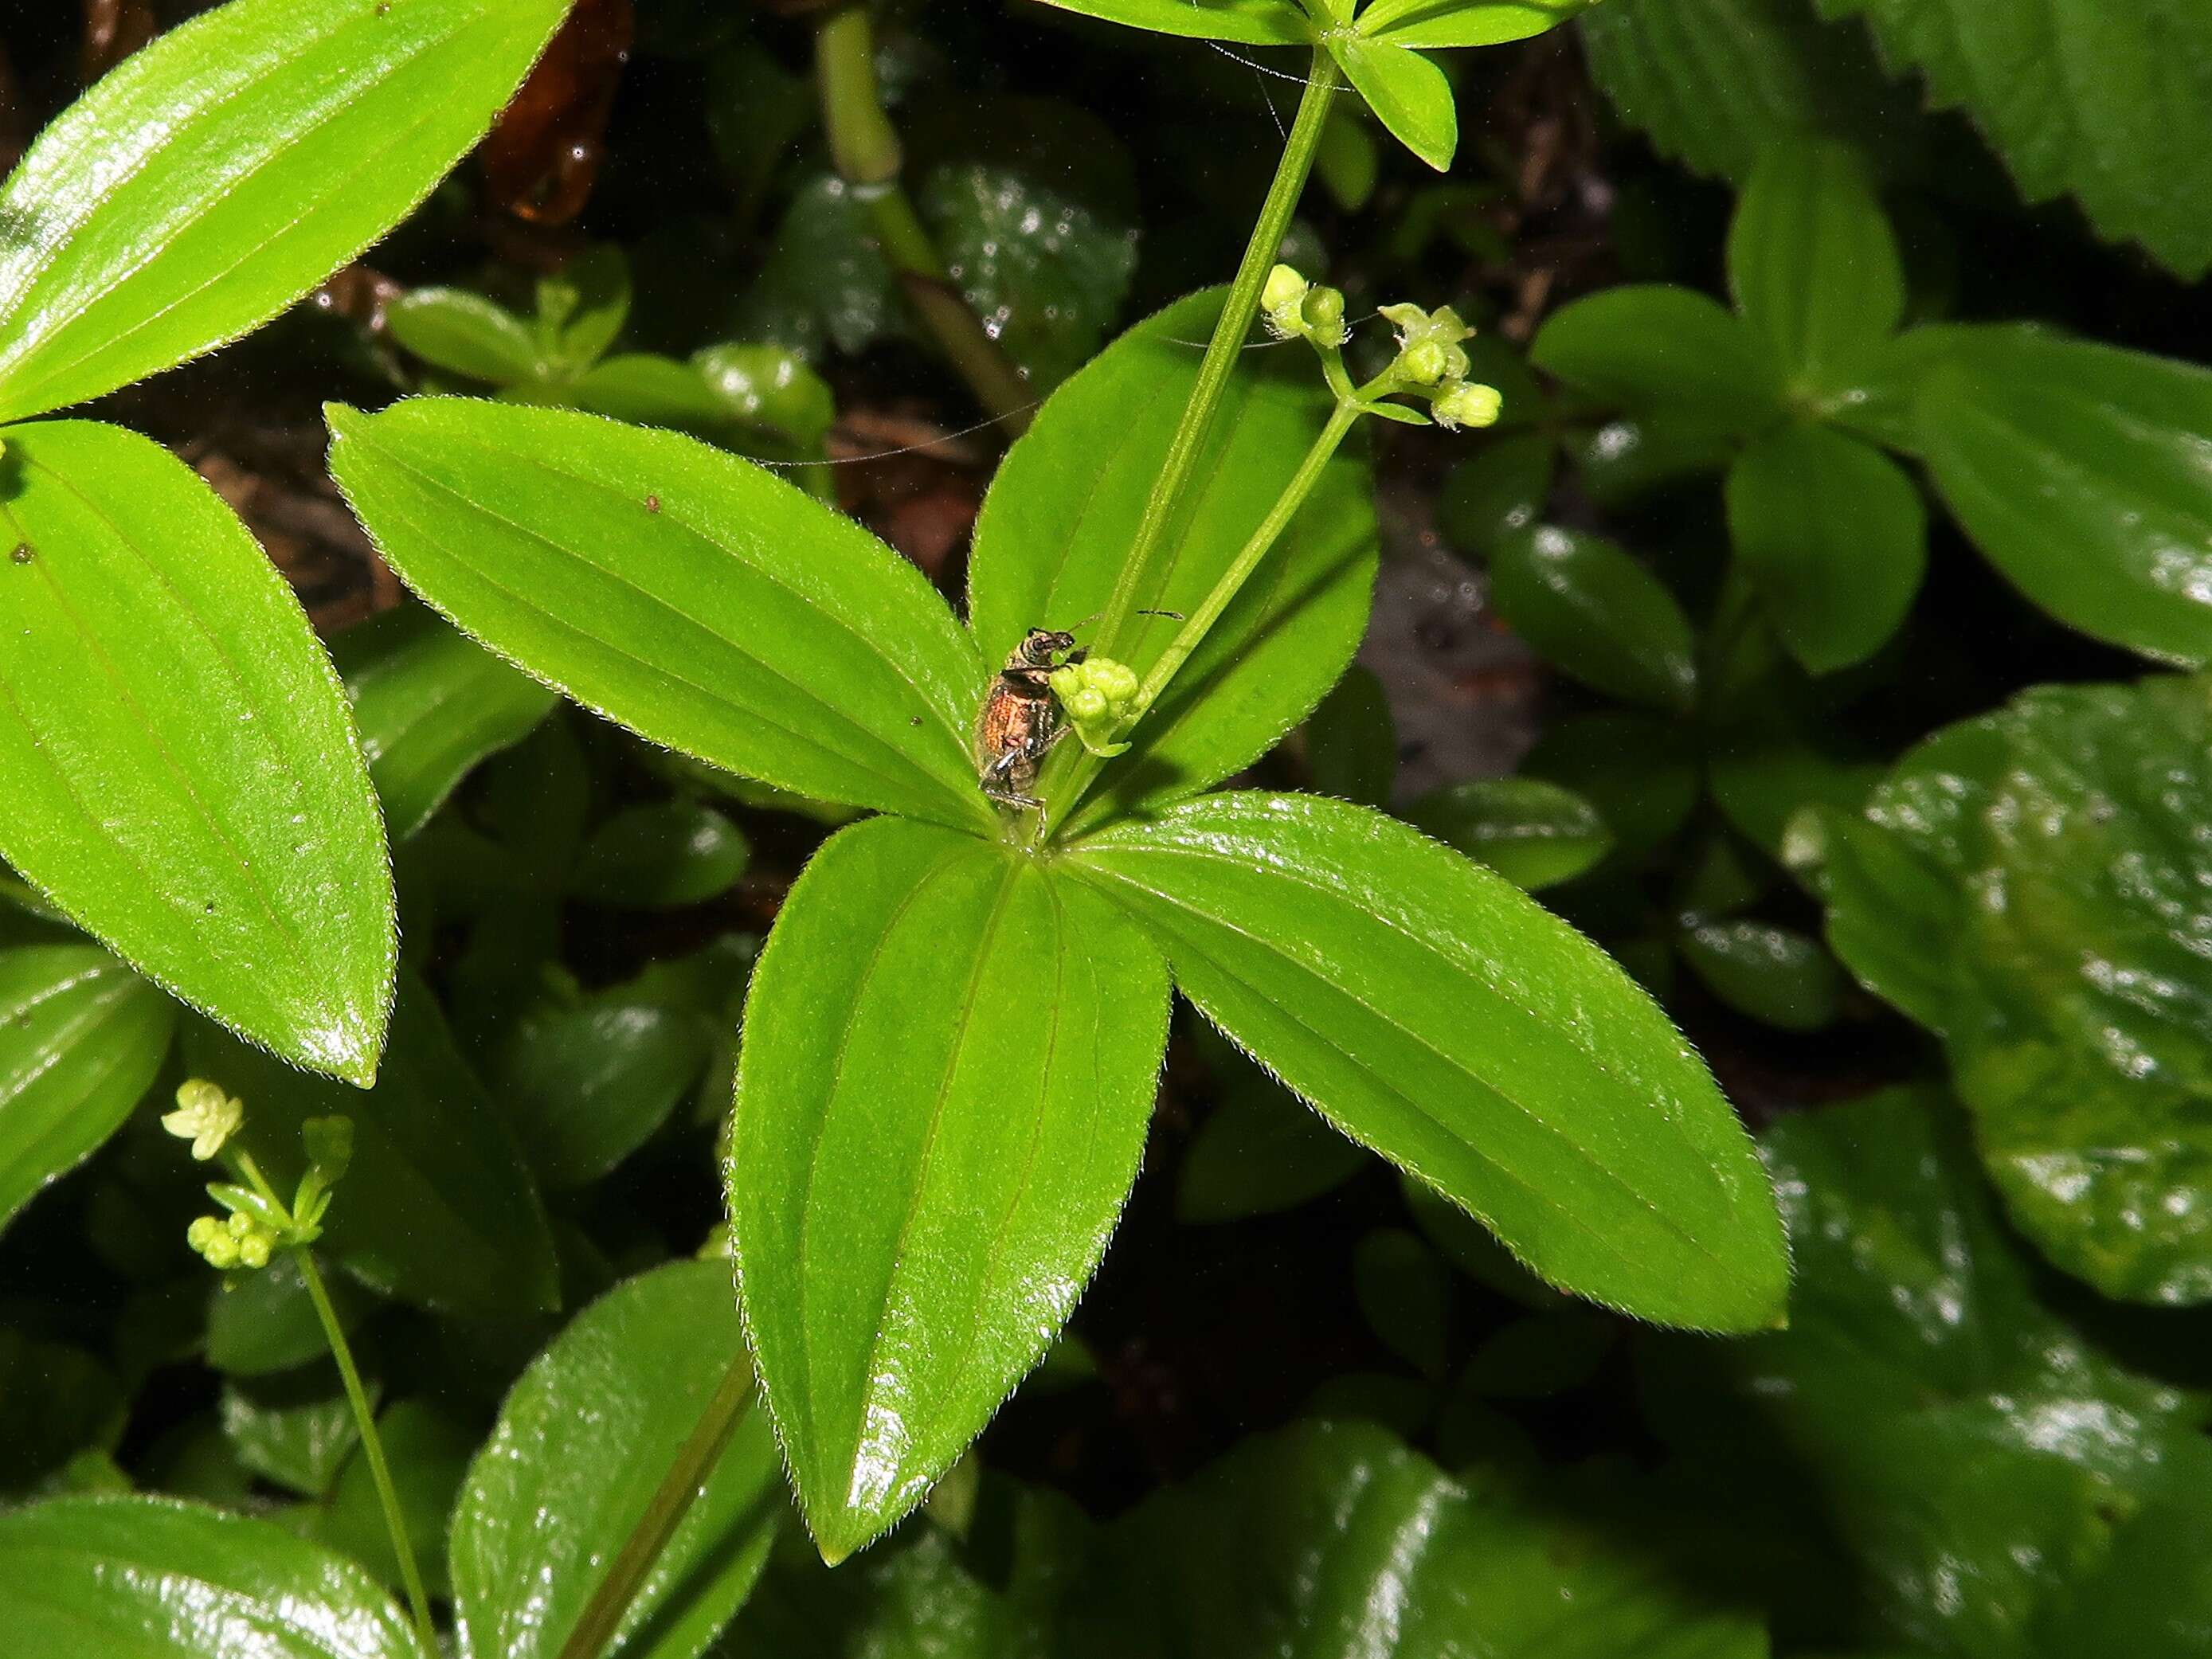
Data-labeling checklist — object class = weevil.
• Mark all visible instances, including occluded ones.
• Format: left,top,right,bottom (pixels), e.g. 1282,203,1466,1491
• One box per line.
976,627,1083,813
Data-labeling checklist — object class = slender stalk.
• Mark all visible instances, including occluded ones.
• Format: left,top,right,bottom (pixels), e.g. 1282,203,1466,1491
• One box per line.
1034,48,1341,828
815,4,1034,431
554,1348,758,1659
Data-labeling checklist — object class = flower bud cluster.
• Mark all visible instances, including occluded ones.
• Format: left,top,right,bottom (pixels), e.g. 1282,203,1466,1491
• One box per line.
1262,264,1349,349
1049,655,1143,757
163,1081,355,1275
187,1211,277,1271
1377,302,1503,430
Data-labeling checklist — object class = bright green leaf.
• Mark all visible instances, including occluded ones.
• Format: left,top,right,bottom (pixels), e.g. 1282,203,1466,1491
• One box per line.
1026,0,1312,45
0,946,171,1232
1727,423,1926,673
0,421,393,1085
1330,37,1458,170
732,817,1169,1560
572,802,750,910
185,972,558,1319
327,397,992,832
1073,792,1787,1332
1488,525,1698,711
1407,777,1614,891
0,0,571,421
451,1262,785,1659
1728,139,1904,392
967,291,1376,835
331,605,558,840
0,1494,430,1658
1360,0,1597,49
387,290,544,387
1533,287,1776,429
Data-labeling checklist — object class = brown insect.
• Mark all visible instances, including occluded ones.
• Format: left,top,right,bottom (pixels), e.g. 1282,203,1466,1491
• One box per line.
976,627,1083,813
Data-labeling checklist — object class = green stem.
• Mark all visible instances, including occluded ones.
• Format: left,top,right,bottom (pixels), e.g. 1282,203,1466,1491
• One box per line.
1034,46,1341,828
815,4,1034,432
554,1348,759,1659
236,1151,436,1653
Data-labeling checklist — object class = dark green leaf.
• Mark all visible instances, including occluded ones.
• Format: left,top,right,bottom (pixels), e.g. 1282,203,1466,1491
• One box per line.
387,290,543,386
739,177,899,360
1488,525,1698,710
1353,1227,1451,1380
331,605,558,840
968,291,1376,835
1575,415,1738,506
538,247,632,374
573,802,750,910
1330,37,1458,170
1407,777,1614,891
732,817,1169,1559
1726,423,1926,672
0,1333,123,1489
1302,665,1397,808
0,946,171,1231
1820,675,2212,1303
327,397,993,832
1678,921,1846,1032
0,1494,429,1658
1728,139,1903,392
1028,0,1310,44
1176,1072,1368,1223
1707,738,1881,859
316,1403,474,1599
1461,1309,1615,1399
1074,792,1787,1332
1401,1174,1572,1310
220,1375,362,1499
0,0,571,421
1915,331,2212,665
1437,431,1556,556
186,972,558,1319
498,1000,711,1190
451,1262,784,1659
0,421,393,1084
1533,286,1775,428
206,1250,366,1377
1816,0,2212,276
1522,711,1699,858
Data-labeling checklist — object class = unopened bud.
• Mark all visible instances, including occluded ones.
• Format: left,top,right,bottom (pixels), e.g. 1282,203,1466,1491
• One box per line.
1299,285,1347,346
1431,380,1504,431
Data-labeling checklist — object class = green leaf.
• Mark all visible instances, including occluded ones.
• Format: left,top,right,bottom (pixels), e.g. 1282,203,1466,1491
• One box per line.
387,290,543,386
1913,331,2212,665
0,1332,124,1489
1819,675,2212,1304
1646,1086,2212,1657
0,946,171,1231
731,816,1169,1559
1728,139,1904,393
315,1403,474,1600
451,1262,784,1659
1302,665,1397,809
186,972,558,1319
0,1494,429,1658
692,346,836,450
1461,1309,1615,1399
1073,792,1787,1331
1353,1227,1451,1380
1360,0,1598,49
1177,1070,1368,1223
0,421,393,1085
1522,711,1700,859
1438,431,1556,556
0,0,571,421
327,397,992,832
538,246,632,374
331,605,558,840
1580,0,1931,185
967,291,1376,835
220,1375,363,1499
1726,423,1926,672
1488,526,1698,711
1027,0,1311,45
1079,1419,1766,1657
572,802,750,910
1707,737,1881,859
1815,0,2212,277
1532,287,1775,428
1329,37,1458,170
1678,920,1846,1031
206,1250,367,1377
498,1000,711,1190
1407,777,1614,891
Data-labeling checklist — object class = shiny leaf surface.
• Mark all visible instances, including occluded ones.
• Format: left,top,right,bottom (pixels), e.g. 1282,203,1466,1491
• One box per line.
1678,920,1846,1032
1027,0,1310,45
1073,792,1787,1331
0,0,571,421
1330,37,1457,170
0,946,171,1231
731,816,1169,1559
1360,0,1598,49
0,1494,429,1658
498,998,711,1189
1488,525,1697,711
451,1262,784,1659
327,397,992,832
331,605,558,840
968,291,1376,835
0,421,393,1084
573,802,750,910
1407,777,1614,891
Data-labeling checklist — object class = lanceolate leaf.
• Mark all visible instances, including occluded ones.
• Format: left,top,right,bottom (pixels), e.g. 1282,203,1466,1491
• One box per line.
1329,37,1458,171
0,0,572,422
0,1494,429,1659
331,605,558,840
731,816,1169,1560
0,421,394,1085
967,291,1377,836
1026,0,1310,45
1486,525,1697,712
1360,0,1597,49
327,398,992,832
1072,792,1787,1332
186,972,558,1319
0,946,172,1232
451,1262,783,1659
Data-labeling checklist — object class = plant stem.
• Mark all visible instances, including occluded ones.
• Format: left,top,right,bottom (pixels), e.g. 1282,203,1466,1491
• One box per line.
235,1150,437,1652
554,1347,759,1659
1035,46,1341,829
815,4,1034,432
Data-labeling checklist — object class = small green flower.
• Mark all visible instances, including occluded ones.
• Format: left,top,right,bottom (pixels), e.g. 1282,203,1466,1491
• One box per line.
1431,380,1504,431
1263,264,1350,350
1049,655,1144,757
1379,301,1474,387
163,1079,243,1161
